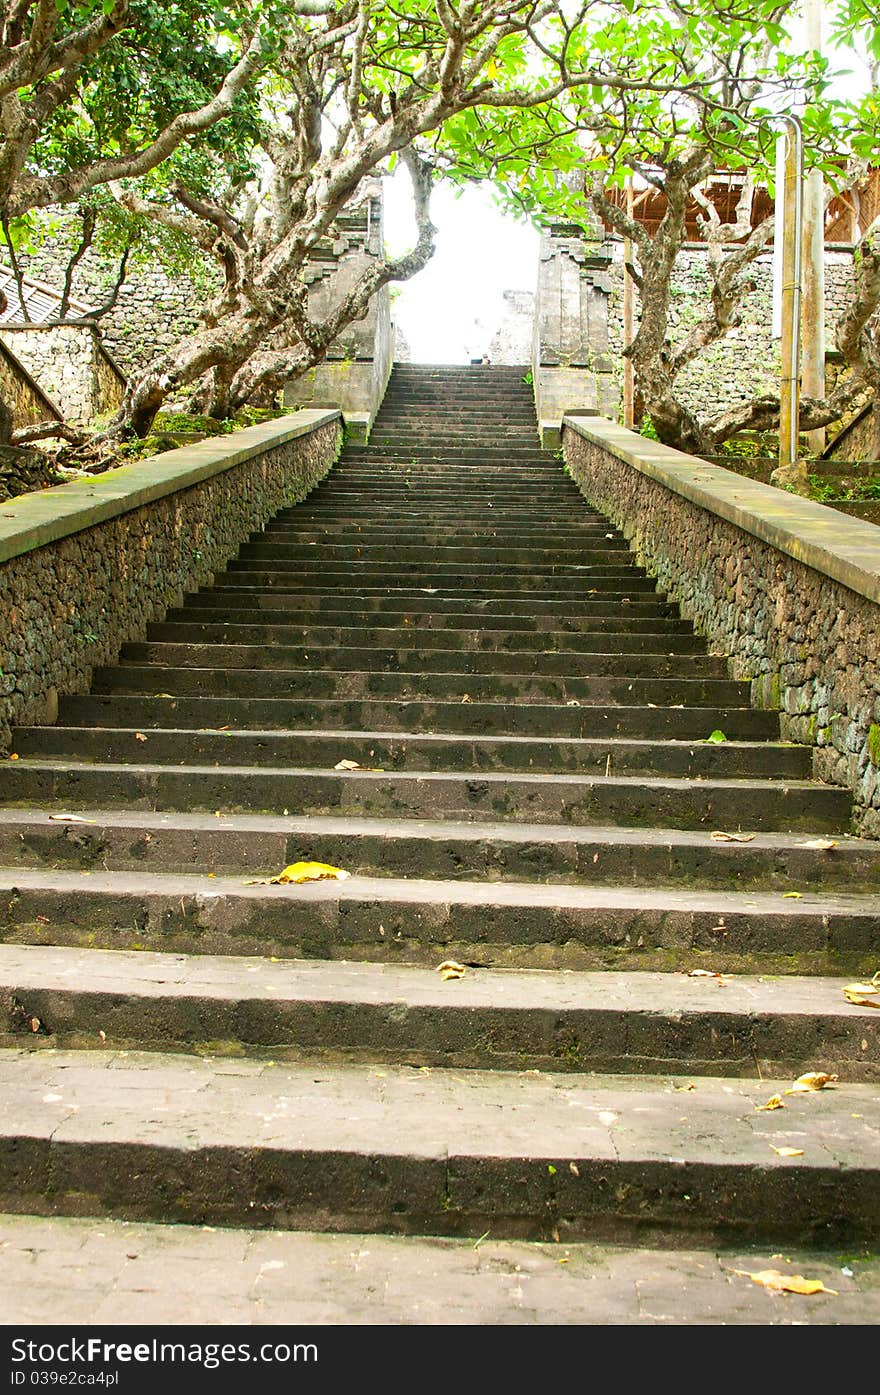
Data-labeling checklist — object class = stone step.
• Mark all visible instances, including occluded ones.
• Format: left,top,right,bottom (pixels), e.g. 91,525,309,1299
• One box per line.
92,662,750,709
285,506,608,522
201,580,667,605
118,641,729,681
55,694,779,740
3,1213,874,1326
0,761,846,831
236,541,632,567
175,585,677,613
217,566,655,594
1,944,877,1078
0,811,872,895
259,525,620,544
1,1047,877,1240
11,727,812,780
148,620,708,651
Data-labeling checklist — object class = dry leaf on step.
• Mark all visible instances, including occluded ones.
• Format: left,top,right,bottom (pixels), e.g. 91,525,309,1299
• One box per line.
733,1269,837,1296
460,694,472,704
797,838,838,850
843,972,880,1007
755,1095,785,1112
135,732,148,742
770,1146,805,1157
334,759,362,771
270,861,351,884
784,1071,838,1094
685,968,723,978
437,959,467,981
710,831,756,843
48,813,97,824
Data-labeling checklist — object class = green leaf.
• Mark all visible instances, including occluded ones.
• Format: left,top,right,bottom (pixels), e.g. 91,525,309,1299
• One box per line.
706,730,727,745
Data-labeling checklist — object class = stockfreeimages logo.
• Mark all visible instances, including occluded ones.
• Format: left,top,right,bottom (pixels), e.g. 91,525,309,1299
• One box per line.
10,1339,317,1372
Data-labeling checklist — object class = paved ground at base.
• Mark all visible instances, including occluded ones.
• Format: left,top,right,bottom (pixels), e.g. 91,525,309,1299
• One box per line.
1,1214,877,1325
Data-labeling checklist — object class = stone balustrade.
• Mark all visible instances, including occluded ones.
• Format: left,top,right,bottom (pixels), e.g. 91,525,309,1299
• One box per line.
0,411,342,747
563,413,880,836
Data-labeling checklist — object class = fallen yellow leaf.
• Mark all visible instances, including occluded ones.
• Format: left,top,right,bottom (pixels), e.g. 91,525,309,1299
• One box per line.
770,1146,805,1157
755,1095,785,1112
710,830,756,843
8,753,18,761
135,732,148,743
843,972,880,1008
797,838,838,850
270,861,351,884
437,959,467,981
782,891,803,899
785,1071,838,1094
334,759,362,771
48,813,97,824
733,1269,837,1296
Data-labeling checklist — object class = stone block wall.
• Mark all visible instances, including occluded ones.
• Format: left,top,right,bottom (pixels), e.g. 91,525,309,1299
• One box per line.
563,414,880,837
0,412,341,748
603,241,856,423
3,326,125,422
0,341,61,430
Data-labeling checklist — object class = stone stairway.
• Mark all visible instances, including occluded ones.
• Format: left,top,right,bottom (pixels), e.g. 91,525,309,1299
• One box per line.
1,364,879,1278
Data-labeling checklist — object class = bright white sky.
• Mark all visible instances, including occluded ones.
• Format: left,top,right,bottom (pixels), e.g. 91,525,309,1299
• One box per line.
383,174,540,363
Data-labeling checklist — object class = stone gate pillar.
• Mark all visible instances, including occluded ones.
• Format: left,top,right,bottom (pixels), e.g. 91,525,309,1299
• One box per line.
283,180,393,442
532,215,620,445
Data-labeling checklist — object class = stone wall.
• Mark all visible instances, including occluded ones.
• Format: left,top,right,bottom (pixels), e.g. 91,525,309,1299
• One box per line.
604,241,856,423
14,244,218,383
0,411,342,748
563,414,880,838
0,341,61,430
3,326,125,422
488,290,534,365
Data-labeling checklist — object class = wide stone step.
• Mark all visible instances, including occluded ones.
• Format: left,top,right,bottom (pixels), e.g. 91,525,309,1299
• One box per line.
10,727,812,780
259,525,619,545
0,810,872,898
55,694,779,739
2,1048,877,1240
93,662,749,708
118,641,728,681
1,944,877,1078
203,579,667,605
170,591,680,624
1,867,877,973
0,761,847,831
235,542,632,567
148,619,707,651
218,566,655,594
3,1214,872,1326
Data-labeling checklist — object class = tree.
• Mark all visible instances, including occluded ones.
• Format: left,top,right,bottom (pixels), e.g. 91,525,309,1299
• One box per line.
0,0,285,440
445,2,880,473
102,0,820,437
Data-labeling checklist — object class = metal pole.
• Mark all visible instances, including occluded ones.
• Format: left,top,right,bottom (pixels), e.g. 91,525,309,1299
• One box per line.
802,0,826,454
777,115,803,476
623,176,635,428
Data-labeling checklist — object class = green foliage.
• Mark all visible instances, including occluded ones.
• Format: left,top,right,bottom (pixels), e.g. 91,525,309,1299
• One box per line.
808,472,880,503
114,405,286,459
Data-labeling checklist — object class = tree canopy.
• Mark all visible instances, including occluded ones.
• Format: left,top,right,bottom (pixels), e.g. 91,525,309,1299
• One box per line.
0,1,878,449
